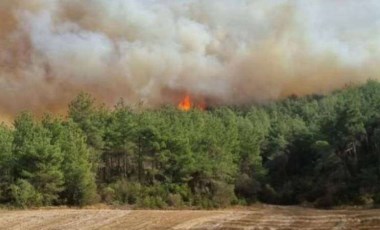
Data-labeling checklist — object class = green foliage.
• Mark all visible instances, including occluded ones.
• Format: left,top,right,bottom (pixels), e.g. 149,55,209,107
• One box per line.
12,113,64,205
0,124,13,202
10,179,43,208
101,180,187,208
43,117,98,206
2,81,380,208
68,93,106,174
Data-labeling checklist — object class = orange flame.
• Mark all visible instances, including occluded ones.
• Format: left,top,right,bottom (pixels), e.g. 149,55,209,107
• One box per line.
178,95,192,111
178,95,207,111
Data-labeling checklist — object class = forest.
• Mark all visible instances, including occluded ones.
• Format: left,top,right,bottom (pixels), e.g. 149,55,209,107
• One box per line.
1,81,380,209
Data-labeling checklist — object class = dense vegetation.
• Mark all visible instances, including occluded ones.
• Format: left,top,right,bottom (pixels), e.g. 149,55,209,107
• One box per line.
1,81,380,208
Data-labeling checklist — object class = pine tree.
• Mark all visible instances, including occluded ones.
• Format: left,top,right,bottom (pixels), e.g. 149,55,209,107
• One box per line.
12,113,64,206
43,117,99,206
0,124,13,202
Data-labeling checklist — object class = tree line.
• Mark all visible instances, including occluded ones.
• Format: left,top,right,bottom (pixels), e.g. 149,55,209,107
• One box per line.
1,81,380,208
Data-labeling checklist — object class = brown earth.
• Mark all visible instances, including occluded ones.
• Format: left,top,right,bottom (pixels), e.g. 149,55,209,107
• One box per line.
0,205,380,229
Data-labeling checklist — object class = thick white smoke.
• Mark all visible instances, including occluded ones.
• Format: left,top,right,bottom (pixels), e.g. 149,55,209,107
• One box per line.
0,0,379,119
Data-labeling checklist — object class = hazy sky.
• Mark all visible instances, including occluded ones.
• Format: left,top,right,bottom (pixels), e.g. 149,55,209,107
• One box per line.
0,0,379,119
297,0,380,65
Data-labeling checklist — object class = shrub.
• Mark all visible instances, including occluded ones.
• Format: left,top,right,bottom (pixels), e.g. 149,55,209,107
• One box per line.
137,196,167,209
10,179,43,208
102,186,115,204
107,180,142,205
167,193,183,207
210,181,237,208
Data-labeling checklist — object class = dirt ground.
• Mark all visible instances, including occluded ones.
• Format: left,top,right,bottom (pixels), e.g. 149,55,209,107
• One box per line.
0,205,380,229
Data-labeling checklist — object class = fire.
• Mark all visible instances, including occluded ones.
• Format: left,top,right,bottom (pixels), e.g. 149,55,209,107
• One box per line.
178,95,192,111
178,95,206,111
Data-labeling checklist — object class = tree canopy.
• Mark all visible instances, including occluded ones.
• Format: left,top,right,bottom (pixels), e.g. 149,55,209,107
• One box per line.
1,81,380,208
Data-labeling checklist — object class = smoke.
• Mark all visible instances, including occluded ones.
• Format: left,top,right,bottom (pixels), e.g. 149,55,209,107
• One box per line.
0,0,379,118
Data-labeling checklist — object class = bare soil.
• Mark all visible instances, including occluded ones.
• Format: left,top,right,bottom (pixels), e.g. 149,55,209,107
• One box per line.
0,205,379,229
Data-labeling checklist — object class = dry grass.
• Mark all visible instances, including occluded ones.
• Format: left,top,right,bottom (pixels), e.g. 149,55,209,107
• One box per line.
0,205,379,229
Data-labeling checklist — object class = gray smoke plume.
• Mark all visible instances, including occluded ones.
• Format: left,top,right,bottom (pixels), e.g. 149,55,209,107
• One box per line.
0,0,379,120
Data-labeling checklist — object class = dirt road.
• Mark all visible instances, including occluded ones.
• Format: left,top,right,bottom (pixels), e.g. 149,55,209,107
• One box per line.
0,205,379,229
